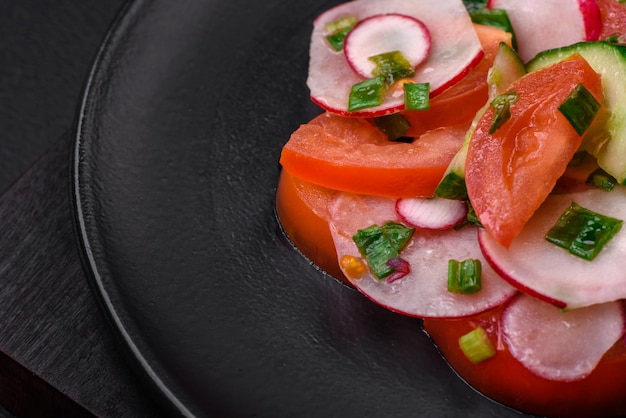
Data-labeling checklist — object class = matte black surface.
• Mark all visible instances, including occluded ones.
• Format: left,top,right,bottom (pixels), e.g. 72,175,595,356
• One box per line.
74,1,528,416
0,1,165,416
0,133,162,417
0,0,126,194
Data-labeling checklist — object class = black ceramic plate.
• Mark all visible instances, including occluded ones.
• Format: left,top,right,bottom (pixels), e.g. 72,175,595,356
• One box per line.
73,0,528,417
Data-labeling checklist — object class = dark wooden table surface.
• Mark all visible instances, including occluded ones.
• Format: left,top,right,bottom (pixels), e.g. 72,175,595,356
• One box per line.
0,1,167,416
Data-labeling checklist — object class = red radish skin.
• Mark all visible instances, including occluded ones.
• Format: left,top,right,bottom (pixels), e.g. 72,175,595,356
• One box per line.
396,197,468,230
479,187,626,310
579,0,602,40
277,169,626,416
465,56,603,248
328,193,517,319
502,294,625,382
423,297,626,417
308,0,484,117
487,0,602,61
343,14,431,79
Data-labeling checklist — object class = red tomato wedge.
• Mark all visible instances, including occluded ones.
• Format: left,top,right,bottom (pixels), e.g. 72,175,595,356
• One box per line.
402,24,512,137
423,304,626,417
276,169,626,417
280,112,467,197
275,171,345,283
597,0,626,39
465,56,603,247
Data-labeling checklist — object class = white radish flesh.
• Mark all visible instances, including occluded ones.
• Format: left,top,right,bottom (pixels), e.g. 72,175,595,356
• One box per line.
502,294,625,381
479,187,626,310
488,0,602,62
328,193,517,319
308,0,484,117
343,14,431,79
396,197,467,230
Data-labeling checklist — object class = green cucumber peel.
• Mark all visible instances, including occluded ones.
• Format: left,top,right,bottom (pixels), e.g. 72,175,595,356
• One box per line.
434,42,525,200
527,41,626,184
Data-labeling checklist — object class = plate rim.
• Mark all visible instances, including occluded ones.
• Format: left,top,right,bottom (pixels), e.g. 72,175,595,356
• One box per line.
71,0,194,415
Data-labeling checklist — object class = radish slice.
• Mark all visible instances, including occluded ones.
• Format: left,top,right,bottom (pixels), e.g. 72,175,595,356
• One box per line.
578,0,603,40
343,14,431,79
328,193,517,319
479,187,626,310
488,0,602,62
308,0,484,117
396,197,467,230
502,294,625,381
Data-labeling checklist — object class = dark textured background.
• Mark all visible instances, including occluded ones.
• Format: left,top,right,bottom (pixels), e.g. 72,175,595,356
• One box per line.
0,0,126,193
0,1,166,416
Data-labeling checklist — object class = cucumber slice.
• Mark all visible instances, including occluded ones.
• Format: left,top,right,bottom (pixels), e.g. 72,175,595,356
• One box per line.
435,42,525,199
486,42,526,98
527,41,626,184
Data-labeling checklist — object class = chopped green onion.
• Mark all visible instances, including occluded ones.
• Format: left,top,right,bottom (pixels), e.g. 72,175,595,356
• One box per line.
353,221,414,280
466,202,483,227
325,15,358,34
348,77,386,112
459,327,496,364
404,82,430,111
489,91,518,134
545,202,623,260
469,8,517,50
586,167,618,191
448,259,482,294
602,33,624,44
325,16,358,51
558,83,601,136
463,0,488,13
434,172,468,200
380,222,414,250
369,51,415,84
373,113,411,141
568,151,588,167
326,27,353,51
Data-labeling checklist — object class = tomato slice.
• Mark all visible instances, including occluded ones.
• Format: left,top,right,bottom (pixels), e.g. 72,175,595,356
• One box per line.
465,56,603,247
279,25,513,198
276,171,626,416
423,305,626,417
276,170,626,416
275,170,346,283
280,112,467,197
401,24,513,137
597,0,626,39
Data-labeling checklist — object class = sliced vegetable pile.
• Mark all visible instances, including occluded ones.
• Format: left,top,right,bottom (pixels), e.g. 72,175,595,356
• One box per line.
308,0,484,116
277,0,626,415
